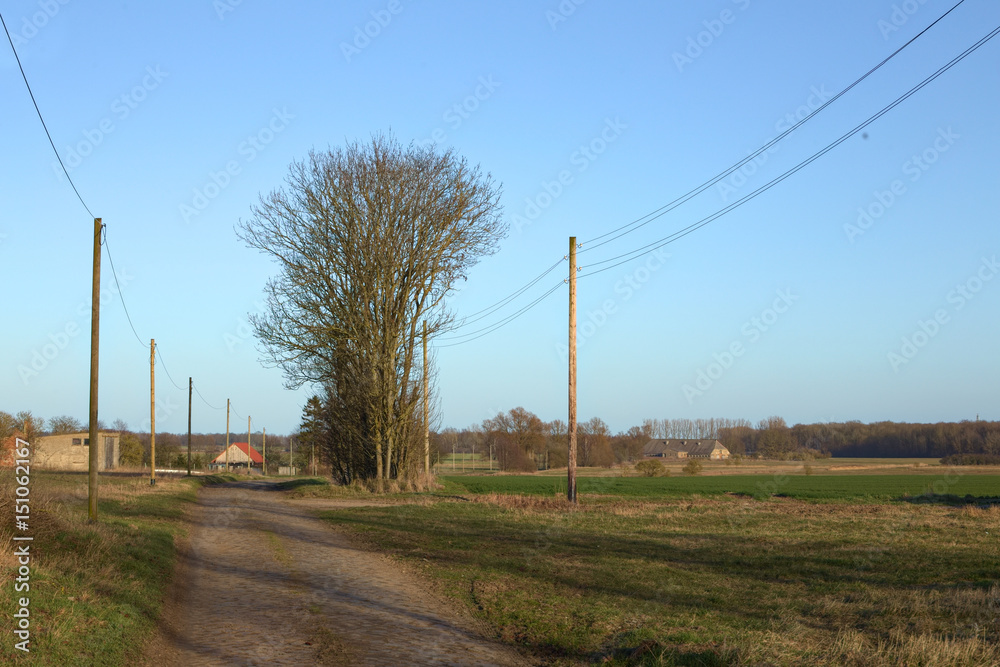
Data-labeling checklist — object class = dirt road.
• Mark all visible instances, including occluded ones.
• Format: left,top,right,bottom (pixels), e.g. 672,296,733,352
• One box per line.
144,481,527,666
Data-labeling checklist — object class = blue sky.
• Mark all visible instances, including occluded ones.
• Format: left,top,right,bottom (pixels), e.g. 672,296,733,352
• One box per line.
2,0,998,436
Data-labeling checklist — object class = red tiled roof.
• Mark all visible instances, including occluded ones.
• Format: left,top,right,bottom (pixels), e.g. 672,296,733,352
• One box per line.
211,442,263,464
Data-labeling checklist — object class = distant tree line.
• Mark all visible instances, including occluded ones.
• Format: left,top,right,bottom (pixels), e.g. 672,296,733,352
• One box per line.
6,406,999,474
422,411,1000,472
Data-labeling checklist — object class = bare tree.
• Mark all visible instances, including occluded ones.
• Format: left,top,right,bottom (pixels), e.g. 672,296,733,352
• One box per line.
239,134,505,483
48,415,83,434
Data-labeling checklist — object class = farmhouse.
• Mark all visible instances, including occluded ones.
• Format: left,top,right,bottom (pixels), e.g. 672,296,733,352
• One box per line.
211,442,263,470
643,439,730,460
33,431,120,471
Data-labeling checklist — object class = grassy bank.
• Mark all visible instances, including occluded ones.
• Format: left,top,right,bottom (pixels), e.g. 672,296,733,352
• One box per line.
319,486,1000,665
1,471,226,665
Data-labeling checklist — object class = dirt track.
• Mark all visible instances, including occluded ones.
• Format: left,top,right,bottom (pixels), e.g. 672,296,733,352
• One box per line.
144,481,526,666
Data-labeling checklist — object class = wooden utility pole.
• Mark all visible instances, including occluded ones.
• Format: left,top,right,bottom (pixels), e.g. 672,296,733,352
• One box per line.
150,338,156,486
423,320,430,475
247,416,251,474
263,427,267,476
87,218,102,521
186,377,192,476
225,399,230,472
568,236,578,503
311,442,315,476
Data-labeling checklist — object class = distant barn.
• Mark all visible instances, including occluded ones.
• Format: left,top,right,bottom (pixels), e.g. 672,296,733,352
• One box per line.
643,439,730,460
211,442,263,469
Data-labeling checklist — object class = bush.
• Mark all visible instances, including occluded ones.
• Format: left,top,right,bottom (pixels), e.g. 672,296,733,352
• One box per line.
635,459,665,477
940,454,1000,466
118,433,143,467
682,459,703,476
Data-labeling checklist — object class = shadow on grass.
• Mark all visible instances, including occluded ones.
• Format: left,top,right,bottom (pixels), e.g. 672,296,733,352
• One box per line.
604,641,741,667
899,493,1000,507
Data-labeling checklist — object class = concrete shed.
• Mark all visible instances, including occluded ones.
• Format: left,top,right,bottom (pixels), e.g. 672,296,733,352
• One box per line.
34,432,120,471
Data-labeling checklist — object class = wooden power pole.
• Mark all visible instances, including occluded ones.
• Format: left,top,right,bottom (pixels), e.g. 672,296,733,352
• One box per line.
423,320,430,475
568,236,578,504
150,338,156,486
186,377,192,476
247,416,251,474
263,427,267,476
225,399,230,472
88,218,102,521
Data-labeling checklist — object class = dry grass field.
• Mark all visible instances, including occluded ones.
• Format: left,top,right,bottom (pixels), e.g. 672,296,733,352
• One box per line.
316,469,1000,666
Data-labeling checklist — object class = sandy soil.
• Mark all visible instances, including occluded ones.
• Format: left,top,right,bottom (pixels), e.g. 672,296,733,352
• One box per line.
143,480,527,666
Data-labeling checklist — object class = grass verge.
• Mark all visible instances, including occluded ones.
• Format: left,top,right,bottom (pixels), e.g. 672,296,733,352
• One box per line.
1,471,228,665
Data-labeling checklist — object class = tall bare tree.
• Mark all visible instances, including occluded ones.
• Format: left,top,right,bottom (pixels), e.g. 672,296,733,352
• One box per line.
240,134,505,483
48,415,83,434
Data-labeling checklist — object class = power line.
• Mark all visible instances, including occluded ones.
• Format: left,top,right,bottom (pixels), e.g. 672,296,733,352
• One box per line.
578,24,1000,279
1,12,95,219
193,383,224,411
577,0,969,254
434,0,972,341
102,232,149,348
442,256,565,333
434,280,565,348
155,346,186,392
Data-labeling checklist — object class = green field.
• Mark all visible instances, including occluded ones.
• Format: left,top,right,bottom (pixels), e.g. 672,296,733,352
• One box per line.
435,452,496,473
441,473,1000,502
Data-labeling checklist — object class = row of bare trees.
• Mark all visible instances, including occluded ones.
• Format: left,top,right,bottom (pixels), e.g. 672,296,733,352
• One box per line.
427,408,643,472
427,410,1000,471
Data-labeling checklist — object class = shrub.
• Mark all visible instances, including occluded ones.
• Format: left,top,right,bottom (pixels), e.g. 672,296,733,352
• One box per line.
682,459,703,476
635,459,665,477
940,454,1000,466
118,433,143,467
